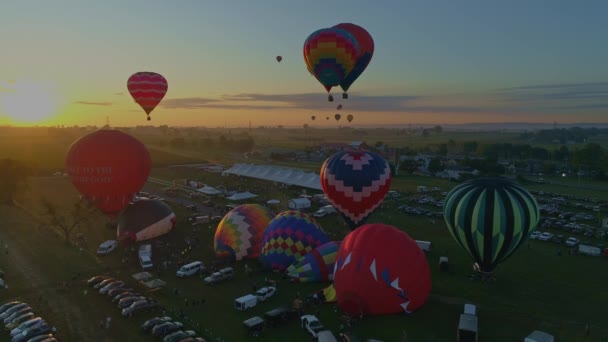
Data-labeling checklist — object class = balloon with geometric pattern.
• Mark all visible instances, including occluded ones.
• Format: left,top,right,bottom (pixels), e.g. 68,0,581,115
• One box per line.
214,204,275,261
127,71,168,121
320,150,392,230
333,224,431,316
443,177,540,274
286,240,341,282
259,210,330,271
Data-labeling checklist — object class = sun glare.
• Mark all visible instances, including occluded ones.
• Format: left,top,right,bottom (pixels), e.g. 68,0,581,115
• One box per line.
0,80,60,124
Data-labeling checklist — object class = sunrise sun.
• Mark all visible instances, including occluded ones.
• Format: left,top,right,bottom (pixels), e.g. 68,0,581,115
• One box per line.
0,80,60,124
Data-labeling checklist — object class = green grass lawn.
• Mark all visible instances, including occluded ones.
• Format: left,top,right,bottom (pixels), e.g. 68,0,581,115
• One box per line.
1,173,607,342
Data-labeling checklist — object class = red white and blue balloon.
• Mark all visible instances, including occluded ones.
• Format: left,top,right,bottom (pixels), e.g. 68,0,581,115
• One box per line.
320,150,392,230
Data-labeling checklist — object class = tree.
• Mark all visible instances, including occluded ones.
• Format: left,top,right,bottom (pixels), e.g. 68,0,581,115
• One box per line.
428,158,444,174
433,125,443,134
39,198,97,243
0,158,30,205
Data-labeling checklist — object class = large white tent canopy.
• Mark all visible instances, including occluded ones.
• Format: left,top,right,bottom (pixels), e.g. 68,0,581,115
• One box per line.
223,163,322,190
225,191,258,201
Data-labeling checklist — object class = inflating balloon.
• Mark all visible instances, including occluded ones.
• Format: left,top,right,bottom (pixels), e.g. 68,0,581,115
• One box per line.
127,72,168,121
286,241,341,282
117,198,176,242
333,224,431,316
303,27,360,102
443,177,540,275
347,114,354,123
65,129,151,218
276,56,282,63
214,204,274,261
335,114,341,122
333,23,374,99
320,151,391,230
259,211,329,271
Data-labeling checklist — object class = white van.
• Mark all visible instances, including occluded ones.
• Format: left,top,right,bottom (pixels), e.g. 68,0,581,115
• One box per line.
234,294,257,311
176,261,205,277
97,240,117,256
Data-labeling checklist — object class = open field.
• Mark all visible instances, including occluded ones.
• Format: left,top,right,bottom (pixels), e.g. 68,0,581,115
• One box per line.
0,171,607,341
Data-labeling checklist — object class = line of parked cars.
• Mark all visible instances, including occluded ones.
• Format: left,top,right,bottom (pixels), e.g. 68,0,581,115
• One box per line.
87,275,159,317
0,301,56,342
142,316,205,342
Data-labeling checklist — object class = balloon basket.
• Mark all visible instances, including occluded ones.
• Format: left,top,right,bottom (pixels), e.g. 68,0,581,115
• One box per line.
147,116,151,121
342,93,348,99
328,95,334,102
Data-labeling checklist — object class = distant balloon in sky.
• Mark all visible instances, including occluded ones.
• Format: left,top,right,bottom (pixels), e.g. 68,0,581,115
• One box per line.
337,104,343,110
303,27,359,102
276,56,283,62
333,23,375,99
335,114,341,122
347,114,354,123
326,117,329,120
311,115,316,121
127,72,168,121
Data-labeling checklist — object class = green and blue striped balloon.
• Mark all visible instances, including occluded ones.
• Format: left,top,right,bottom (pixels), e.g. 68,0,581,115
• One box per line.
443,177,540,273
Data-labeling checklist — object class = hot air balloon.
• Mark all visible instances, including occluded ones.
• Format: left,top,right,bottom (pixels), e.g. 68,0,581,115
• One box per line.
335,114,341,122
214,204,275,261
286,241,341,282
443,177,540,276
333,224,431,316
311,115,316,121
65,129,151,218
127,72,168,121
320,151,391,230
347,114,354,123
333,23,374,99
326,117,329,120
259,211,329,271
276,56,283,62
303,27,360,102
337,104,343,110
117,198,176,242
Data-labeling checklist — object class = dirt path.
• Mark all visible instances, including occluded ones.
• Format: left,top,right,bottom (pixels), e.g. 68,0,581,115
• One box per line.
0,210,102,342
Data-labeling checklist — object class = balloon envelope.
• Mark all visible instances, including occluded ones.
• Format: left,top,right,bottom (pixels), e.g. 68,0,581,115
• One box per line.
214,204,275,261
333,23,374,93
311,115,316,121
65,130,151,218
276,56,282,62
303,27,360,93
347,114,354,123
443,177,540,273
117,198,176,242
127,72,168,120
286,241,341,282
333,224,431,316
335,114,341,122
259,210,329,271
320,151,391,229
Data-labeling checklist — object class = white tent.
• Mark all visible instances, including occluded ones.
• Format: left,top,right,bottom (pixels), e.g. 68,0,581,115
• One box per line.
198,185,223,196
226,192,258,201
223,163,322,190
266,199,281,205
524,331,554,342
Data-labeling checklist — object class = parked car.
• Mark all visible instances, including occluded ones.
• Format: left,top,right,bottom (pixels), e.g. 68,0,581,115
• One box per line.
122,298,158,316
538,232,554,241
87,276,110,287
0,302,22,316
12,322,50,342
565,237,580,247
99,281,125,294
5,313,35,330
24,333,55,342
96,240,117,256
529,232,541,240
0,303,29,321
4,306,32,324
142,316,172,332
152,321,184,337
163,330,196,342
118,296,146,309
264,306,297,327
108,287,134,298
10,317,43,337
203,267,234,285
301,315,326,338
112,291,138,304
93,278,116,290
254,287,276,301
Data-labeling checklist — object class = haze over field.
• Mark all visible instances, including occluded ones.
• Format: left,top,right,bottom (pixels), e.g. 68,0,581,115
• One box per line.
1,0,607,128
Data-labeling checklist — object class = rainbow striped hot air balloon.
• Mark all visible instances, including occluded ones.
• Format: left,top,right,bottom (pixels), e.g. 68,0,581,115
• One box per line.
259,211,330,271
287,241,341,282
214,204,274,261
443,177,540,274
303,27,360,101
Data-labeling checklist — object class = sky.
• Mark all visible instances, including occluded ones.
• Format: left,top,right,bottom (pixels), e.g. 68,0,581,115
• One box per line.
0,0,607,127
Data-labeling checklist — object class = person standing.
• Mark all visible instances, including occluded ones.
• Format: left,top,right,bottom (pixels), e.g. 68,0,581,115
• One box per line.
105,316,111,330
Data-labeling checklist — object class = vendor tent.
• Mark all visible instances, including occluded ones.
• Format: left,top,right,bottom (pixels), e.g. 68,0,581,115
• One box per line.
132,272,153,282
198,185,223,196
223,163,322,190
226,192,258,201
142,278,167,289
266,199,281,205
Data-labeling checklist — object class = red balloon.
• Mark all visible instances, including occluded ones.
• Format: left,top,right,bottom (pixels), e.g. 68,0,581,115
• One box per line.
127,72,168,121
333,224,431,316
65,130,151,218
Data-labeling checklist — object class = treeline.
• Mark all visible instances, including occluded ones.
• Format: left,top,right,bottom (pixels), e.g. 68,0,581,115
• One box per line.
163,134,255,153
520,127,608,144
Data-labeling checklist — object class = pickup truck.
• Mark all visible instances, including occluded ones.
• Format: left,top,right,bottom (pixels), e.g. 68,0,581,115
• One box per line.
301,315,327,338
254,286,276,301
313,205,336,218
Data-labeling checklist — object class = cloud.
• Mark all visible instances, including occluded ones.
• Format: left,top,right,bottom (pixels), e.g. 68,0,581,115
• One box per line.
73,101,113,106
160,97,222,109
495,82,608,103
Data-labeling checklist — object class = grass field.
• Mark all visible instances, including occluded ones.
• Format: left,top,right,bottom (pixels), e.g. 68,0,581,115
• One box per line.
0,171,607,342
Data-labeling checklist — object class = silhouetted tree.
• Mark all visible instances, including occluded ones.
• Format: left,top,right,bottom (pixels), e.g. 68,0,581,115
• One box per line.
39,198,97,243
0,159,30,205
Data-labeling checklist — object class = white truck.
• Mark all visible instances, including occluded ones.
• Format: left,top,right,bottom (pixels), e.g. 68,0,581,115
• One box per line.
313,205,336,218
234,294,258,311
138,244,153,270
254,286,276,301
577,244,601,256
301,315,328,338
